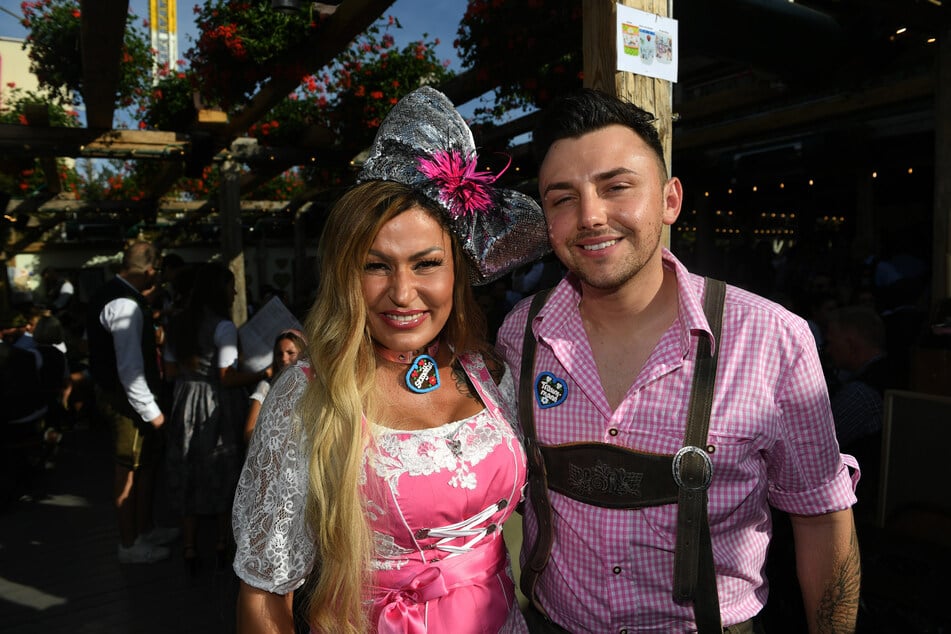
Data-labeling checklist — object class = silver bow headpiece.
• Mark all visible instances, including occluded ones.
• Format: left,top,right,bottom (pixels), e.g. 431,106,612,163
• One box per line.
357,86,550,285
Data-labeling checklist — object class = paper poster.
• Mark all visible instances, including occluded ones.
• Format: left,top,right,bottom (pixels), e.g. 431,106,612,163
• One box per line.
617,4,678,82
238,296,303,372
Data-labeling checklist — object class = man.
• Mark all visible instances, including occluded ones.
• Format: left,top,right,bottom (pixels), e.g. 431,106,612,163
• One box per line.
497,90,860,633
87,241,177,563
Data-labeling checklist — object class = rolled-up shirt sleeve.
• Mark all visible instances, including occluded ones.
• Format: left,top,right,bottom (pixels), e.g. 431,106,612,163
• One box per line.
100,297,161,423
766,330,859,515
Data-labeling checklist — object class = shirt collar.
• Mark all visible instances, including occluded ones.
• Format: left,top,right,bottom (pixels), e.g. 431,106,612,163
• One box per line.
116,274,142,297
664,249,719,358
532,249,719,358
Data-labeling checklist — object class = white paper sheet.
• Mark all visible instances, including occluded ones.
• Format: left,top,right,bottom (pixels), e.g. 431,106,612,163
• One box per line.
237,296,304,372
617,4,679,83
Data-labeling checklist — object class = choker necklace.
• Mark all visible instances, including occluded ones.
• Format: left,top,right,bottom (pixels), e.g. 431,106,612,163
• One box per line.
375,342,441,394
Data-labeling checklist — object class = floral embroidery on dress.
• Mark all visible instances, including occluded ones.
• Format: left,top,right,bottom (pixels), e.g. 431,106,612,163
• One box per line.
370,416,503,492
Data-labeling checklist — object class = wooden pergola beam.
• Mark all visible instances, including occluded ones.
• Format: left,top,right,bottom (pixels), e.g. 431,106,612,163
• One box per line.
79,0,130,130
222,0,397,140
19,198,290,214
22,104,61,195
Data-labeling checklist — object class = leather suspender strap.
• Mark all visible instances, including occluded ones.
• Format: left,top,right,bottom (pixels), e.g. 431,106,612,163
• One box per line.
673,278,726,633
518,288,554,617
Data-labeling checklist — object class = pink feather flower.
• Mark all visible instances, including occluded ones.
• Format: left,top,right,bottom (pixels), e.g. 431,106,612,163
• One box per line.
417,150,509,219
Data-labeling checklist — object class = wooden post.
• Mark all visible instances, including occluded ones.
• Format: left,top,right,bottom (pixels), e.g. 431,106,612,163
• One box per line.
934,24,951,303
582,0,672,246
79,0,129,130
293,206,307,308
219,159,248,327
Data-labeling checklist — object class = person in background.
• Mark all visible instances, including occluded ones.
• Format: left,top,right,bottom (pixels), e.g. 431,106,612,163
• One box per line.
33,315,70,467
232,87,549,633
0,313,47,504
87,241,179,564
825,305,897,526
41,267,74,317
497,89,860,633
164,262,268,575
12,306,44,362
242,329,306,444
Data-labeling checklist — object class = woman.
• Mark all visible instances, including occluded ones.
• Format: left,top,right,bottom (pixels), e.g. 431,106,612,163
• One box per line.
165,262,268,574
232,87,550,633
242,329,306,444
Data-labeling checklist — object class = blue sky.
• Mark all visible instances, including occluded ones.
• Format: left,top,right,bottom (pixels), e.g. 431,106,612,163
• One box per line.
0,0,470,69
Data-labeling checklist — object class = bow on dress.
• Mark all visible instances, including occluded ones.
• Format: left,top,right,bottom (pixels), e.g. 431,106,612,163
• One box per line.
376,567,449,634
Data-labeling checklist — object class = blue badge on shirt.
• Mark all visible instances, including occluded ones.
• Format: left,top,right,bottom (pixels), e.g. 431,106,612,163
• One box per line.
535,372,568,409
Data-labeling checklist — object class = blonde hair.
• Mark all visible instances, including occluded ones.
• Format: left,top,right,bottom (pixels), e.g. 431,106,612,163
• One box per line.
300,180,490,631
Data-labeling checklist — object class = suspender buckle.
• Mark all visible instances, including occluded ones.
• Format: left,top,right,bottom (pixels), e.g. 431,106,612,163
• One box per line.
672,445,714,491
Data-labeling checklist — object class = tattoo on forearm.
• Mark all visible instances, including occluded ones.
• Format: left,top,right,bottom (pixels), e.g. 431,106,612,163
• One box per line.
816,524,861,633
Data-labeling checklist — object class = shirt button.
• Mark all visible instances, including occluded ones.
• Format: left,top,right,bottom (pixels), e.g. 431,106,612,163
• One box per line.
620,630,628,634
608,428,619,437
612,566,622,574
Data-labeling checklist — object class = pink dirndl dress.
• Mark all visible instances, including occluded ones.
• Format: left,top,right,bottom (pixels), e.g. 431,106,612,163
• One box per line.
232,353,528,633
364,353,527,633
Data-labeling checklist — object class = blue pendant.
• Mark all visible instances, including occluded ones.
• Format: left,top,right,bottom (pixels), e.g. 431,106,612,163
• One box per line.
405,354,440,394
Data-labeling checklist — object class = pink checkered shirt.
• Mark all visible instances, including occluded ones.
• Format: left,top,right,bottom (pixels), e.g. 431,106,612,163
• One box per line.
497,250,858,633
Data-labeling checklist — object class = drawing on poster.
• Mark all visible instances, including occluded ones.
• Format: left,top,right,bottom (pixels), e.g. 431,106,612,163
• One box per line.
616,4,678,82
622,22,639,56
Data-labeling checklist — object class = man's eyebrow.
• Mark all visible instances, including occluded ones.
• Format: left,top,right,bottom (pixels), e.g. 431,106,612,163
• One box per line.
542,167,637,197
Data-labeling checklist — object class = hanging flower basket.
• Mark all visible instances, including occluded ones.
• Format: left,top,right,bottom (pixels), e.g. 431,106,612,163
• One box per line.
21,0,153,109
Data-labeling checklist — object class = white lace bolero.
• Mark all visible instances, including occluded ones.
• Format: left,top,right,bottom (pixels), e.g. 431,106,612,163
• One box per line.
231,355,522,595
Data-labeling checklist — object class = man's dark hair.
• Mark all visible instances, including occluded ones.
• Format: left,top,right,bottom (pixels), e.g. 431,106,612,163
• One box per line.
532,88,667,176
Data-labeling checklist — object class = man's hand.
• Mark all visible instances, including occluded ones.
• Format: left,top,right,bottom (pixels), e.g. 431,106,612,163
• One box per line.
149,413,165,429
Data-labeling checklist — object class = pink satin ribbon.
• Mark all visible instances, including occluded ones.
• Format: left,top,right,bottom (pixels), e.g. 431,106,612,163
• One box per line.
373,537,505,634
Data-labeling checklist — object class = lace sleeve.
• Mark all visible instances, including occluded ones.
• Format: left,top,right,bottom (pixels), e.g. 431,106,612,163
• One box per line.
232,362,316,594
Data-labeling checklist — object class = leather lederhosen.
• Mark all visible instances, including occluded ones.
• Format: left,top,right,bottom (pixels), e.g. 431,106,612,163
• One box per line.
519,278,726,633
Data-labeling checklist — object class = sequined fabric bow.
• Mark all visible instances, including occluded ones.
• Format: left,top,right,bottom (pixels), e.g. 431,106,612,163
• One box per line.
357,86,550,285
